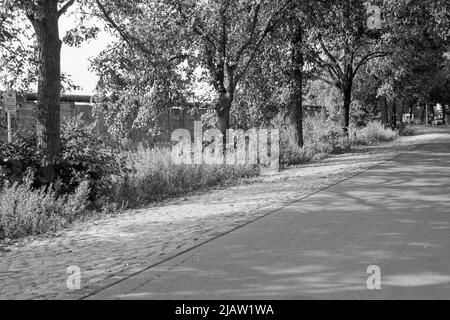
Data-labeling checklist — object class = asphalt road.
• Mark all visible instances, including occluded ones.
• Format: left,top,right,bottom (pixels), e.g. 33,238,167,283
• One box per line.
88,133,450,300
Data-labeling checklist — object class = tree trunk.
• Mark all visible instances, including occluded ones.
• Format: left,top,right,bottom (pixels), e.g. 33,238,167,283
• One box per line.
443,104,447,125
410,103,414,123
391,100,397,129
211,56,234,136
288,19,303,147
399,101,403,124
380,96,388,127
29,0,62,183
216,92,232,135
340,79,352,137
420,104,425,124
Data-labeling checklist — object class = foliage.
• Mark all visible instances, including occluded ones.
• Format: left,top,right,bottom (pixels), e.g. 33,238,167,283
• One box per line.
272,111,347,166
231,21,295,130
0,178,89,241
276,113,400,166
0,1,85,92
88,0,296,137
304,0,389,131
0,117,123,203
0,9,36,91
397,123,416,136
305,80,342,120
350,99,377,128
56,116,124,201
350,122,398,145
107,147,260,208
371,0,449,114
0,128,42,186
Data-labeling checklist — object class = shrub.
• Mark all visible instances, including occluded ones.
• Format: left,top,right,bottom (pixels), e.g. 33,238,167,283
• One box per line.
0,179,90,241
273,111,347,166
0,128,42,186
397,123,416,136
0,116,123,202
351,122,398,145
56,116,123,201
303,113,347,151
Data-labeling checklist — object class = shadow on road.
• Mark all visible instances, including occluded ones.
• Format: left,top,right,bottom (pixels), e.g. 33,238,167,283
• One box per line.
90,133,450,300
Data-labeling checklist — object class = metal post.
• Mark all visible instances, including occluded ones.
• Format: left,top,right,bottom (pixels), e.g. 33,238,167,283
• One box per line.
7,111,12,143
4,88,15,142
425,103,428,125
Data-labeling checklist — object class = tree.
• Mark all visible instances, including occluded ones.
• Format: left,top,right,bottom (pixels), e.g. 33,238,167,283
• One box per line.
372,0,449,127
165,0,294,134
231,2,308,147
305,0,388,135
230,27,287,131
88,0,296,136
3,0,77,182
79,0,195,140
427,59,450,124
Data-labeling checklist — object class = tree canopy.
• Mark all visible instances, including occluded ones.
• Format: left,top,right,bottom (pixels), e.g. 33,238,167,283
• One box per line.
1,0,450,180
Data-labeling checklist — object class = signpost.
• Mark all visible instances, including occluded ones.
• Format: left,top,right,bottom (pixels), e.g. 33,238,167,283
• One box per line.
4,91,16,113
3,91,16,143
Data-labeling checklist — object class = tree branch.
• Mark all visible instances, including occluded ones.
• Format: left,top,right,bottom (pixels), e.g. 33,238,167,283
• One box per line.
234,1,262,63
58,0,76,17
170,0,218,50
353,51,389,76
318,77,336,87
307,46,342,85
234,0,294,85
318,35,344,78
95,0,135,51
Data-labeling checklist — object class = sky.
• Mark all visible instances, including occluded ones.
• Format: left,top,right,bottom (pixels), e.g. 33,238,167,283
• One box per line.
59,10,114,95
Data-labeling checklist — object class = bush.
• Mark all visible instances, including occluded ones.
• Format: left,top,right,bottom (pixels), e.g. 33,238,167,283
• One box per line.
0,179,90,241
0,116,123,203
0,128,43,186
397,123,416,136
303,113,347,151
273,111,347,166
351,122,398,145
56,116,124,201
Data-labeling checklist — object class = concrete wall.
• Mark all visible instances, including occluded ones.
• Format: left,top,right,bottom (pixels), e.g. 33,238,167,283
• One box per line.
127,107,206,145
3,100,205,144
16,101,97,127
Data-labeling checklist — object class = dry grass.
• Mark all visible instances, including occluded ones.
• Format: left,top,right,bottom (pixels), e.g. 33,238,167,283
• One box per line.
107,147,260,209
0,180,89,241
350,122,398,145
277,113,349,166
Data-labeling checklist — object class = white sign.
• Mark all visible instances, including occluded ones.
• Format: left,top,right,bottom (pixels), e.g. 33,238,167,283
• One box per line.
4,91,16,113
